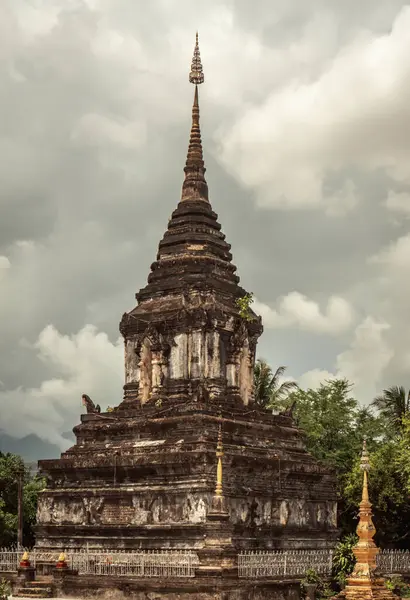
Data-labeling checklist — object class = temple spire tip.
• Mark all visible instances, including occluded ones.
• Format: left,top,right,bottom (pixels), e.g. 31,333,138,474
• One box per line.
189,32,204,85
181,33,208,202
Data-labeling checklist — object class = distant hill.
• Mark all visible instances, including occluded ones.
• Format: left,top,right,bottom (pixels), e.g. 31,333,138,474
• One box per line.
0,431,74,463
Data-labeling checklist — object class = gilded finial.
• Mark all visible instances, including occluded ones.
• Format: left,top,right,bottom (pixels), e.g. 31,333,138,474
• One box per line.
189,32,204,85
360,438,370,470
360,438,370,503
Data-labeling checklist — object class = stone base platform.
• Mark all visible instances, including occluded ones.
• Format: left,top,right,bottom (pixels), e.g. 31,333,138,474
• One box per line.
336,578,400,600
56,574,301,600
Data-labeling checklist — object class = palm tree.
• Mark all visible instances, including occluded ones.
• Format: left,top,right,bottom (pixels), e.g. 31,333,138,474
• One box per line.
371,385,410,433
253,359,298,410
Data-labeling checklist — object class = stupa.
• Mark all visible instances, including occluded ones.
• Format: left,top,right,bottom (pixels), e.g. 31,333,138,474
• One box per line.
36,34,338,557
337,441,399,600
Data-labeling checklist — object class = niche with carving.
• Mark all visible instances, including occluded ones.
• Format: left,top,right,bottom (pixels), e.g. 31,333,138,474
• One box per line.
239,339,252,405
139,338,153,403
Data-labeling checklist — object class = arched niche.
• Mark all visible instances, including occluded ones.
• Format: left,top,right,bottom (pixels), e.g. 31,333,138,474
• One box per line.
139,338,153,403
239,339,252,405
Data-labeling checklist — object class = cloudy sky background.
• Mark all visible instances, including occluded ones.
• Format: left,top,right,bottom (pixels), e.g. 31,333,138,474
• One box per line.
1,0,410,458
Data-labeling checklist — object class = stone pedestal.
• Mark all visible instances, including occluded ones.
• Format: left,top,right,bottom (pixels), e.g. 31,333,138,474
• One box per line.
52,567,77,597
338,577,399,600
17,565,35,584
199,496,236,575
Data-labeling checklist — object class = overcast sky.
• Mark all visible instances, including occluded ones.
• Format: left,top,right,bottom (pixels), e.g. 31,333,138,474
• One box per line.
1,0,410,453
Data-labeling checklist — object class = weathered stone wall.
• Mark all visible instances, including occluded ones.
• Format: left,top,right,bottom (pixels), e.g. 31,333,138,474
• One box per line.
124,322,257,405
58,574,302,600
37,491,336,531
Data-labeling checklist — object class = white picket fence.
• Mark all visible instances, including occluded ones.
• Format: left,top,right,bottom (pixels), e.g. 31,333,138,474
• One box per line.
238,548,410,579
2,546,410,579
377,550,410,574
0,547,30,572
0,547,199,578
238,549,333,578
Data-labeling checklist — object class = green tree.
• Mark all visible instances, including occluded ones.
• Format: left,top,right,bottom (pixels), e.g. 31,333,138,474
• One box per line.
372,385,410,435
0,452,45,547
253,359,298,410
285,379,390,538
344,441,410,547
287,379,383,474
396,414,410,495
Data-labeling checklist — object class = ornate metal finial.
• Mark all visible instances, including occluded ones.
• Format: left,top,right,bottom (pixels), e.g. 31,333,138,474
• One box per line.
360,439,370,472
189,32,204,85
215,423,224,497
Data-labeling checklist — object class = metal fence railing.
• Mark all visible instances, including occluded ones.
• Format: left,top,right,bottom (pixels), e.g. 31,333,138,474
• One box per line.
0,547,199,578
2,546,410,579
238,550,333,578
71,550,199,578
0,547,31,572
377,550,410,574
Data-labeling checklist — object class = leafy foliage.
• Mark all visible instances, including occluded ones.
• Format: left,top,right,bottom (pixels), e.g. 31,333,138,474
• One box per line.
236,293,255,321
344,441,410,546
385,576,410,597
253,359,298,410
285,379,384,480
372,386,410,435
270,376,410,546
0,578,11,600
397,414,410,494
332,534,357,586
301,569,336,599
0,452,45,547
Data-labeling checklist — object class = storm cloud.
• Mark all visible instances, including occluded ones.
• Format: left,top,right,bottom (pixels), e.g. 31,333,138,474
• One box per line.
1,0,409,456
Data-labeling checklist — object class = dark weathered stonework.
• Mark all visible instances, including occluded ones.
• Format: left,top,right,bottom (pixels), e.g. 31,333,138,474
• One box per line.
51,573,303,600
36,36,338,570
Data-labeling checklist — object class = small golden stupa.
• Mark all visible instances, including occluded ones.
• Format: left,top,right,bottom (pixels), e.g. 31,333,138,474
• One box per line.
19,550,30,567
340,441,398,600
56,551,68,569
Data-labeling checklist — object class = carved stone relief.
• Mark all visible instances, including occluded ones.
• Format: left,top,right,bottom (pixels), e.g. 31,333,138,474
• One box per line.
279,500,290,526
139,339,153,403
131,496,153,525
239,340,252,405
185,494,207,524
82,497,104,525
124,339,140,384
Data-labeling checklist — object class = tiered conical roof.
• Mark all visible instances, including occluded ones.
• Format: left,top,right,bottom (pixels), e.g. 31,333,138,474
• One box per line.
136,34,245,304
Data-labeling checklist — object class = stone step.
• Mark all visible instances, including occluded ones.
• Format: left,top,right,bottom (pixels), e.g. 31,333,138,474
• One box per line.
14,584,53,598
14,592,52,598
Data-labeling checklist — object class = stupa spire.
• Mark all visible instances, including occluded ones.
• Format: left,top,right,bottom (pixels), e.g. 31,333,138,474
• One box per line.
334,440,398,600
208,422,229,517
347,440,379,583
181,32,208,202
